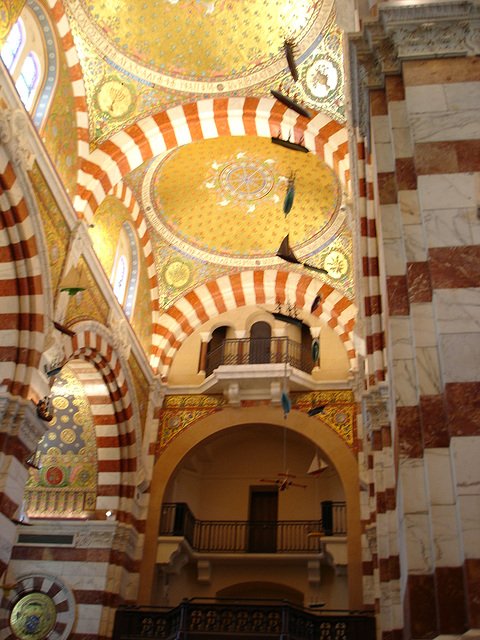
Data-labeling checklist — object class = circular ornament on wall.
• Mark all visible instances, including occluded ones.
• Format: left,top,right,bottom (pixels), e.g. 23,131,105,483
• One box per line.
324,250,348,279
95,77,136,119
163,260,192,289
10,592,57,640
2,574,76,640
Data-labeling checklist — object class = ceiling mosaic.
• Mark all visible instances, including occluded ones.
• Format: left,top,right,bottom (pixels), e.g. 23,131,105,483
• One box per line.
142,136,343,266
65,0,344,145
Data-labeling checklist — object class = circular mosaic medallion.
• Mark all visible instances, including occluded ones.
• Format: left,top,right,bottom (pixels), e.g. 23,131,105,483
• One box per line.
219,162,274,201
10,592,57,640
305,57,339,99
324,250,348,279
60,429,76,444
52,396,69,410
46,467,63,486
164,260,191,288
334,411,348,425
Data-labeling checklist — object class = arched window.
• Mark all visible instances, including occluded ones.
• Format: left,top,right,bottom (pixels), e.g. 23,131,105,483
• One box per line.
0,1,58,129
16,51,39,110
249,321,272,364
1,19,24,72
111,222,139,318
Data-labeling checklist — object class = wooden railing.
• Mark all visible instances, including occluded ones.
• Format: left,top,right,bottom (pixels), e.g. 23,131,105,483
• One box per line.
159,503,346,554
206,337,313,376
113,599,376,640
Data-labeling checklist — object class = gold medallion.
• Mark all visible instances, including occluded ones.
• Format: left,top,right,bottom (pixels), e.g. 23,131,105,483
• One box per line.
10,592,57,640
324,250,348,279
164,261,191,288
97,79,134,119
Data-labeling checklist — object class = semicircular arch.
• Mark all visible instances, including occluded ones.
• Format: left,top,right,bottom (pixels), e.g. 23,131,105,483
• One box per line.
153,269,356,375
75,98,349,222
139,405,362,609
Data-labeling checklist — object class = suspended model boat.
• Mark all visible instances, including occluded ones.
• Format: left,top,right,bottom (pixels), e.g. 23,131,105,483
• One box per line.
284,39,299,82
270,90,312,119
276,234,302,265
271,136,309,153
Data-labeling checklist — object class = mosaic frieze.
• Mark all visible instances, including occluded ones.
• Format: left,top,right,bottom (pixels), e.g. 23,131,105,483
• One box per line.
128,352,150,435
156,391,356,459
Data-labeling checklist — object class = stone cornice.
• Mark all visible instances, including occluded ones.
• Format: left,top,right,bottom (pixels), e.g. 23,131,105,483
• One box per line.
348,1,480,135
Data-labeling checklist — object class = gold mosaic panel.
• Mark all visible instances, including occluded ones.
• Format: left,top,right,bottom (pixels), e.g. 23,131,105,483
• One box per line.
128,352,150,435
30,163,69,297
64,256,110,327
0,0,25,44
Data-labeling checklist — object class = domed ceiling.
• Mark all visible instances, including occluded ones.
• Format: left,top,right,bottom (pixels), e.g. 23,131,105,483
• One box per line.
65,0,345,144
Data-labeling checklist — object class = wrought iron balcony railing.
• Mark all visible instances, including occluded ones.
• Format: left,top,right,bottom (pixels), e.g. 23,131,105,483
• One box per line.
159,503,346,554
113,599,376,640
206,337,313,377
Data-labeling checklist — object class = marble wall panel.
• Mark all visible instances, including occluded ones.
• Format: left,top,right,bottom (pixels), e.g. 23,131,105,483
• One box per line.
424,449,456,506
400,458,429,514
392,127,413,159
457,495,480,559
380,204,403,239
451,437,480,496
410,110,480,143
374,142,396,173
445,382,480,437
418,174,475,211
403,225,427,263
444,82,480,111
430,246,480,289
388,317,414,360
73,604,103,635
434,288,480,334
439,333,480,383
465,557,480,627
423,207,475,248
384,239,407,276
430,504,463,567
371,115,392,142
407,576,438,640
435,565,468,634
389,101,409,129
405,85,447,113
420,395,449,449
399,190,422,225
411,303,437,348
415,346,442,396
393,359,419,408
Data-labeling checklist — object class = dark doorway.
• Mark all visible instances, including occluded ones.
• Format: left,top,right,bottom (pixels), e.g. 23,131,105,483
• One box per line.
248,487,278,553
249,321,271,364
206,326,227,376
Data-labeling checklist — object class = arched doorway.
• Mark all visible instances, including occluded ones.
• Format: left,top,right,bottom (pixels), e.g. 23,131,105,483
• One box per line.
249,321,271,364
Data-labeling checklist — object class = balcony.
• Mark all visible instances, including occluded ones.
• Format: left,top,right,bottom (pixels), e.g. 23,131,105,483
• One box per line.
159,502,346,554
112,599,376,640
206,337,313,378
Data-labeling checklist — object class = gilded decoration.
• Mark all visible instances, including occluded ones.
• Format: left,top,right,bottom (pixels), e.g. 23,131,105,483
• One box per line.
292,390,356,451
64,257,110,327
128,353,150,435
25,366,98,517
41,6,78,196
30,163,69,295
64,0,345,145
0,0,25,44
156,395,228,457
156,391,356,459
10,593,57,640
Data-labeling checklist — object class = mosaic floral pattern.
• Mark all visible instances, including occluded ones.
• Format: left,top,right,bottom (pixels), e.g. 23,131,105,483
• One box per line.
42,37,78,197
30,163,69,297
156,394,228,457
128,352,150,435
156,391,356,459
25,366,98,516
64,256,110,327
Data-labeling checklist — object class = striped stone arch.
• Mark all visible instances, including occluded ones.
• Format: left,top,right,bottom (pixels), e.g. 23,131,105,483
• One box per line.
153,269,357,375
109,183,160,324
61,329,140,515
0,145,47,400
46,0,88,169
74,98,350,222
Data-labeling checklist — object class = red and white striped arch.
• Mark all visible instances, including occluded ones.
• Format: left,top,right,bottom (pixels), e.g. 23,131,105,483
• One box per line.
153,269,357,375
62,329,139,514
74,98,350,222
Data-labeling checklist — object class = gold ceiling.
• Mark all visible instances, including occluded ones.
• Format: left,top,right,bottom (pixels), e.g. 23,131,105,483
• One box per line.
142,136,342,264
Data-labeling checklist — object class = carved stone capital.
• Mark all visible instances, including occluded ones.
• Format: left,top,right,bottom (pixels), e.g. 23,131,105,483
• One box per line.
108,315,132,361
0,108,35,173
362,384,391,434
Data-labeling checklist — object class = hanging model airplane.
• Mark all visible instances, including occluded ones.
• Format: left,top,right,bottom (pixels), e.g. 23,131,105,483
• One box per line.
261,471,307,491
